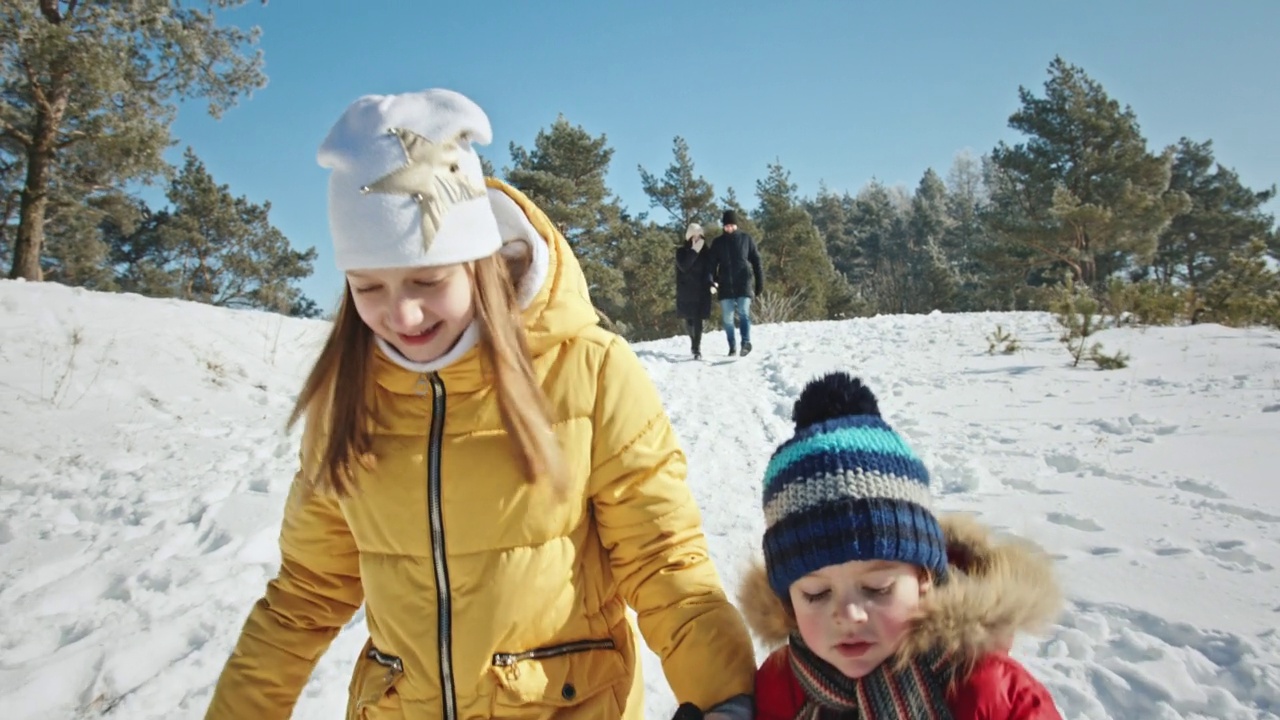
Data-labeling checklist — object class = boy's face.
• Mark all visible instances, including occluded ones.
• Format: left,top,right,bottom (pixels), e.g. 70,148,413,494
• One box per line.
789,559,930,679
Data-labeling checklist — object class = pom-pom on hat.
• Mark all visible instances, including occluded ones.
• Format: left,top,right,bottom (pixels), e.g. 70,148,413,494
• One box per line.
761,372,947,598
317,88,502,272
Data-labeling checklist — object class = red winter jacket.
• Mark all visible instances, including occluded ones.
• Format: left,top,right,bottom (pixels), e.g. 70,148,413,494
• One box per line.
736,514,1065,720
754,645,1062,720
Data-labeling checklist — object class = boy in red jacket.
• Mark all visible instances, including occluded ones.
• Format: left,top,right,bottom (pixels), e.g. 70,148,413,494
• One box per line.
738,372,1064,720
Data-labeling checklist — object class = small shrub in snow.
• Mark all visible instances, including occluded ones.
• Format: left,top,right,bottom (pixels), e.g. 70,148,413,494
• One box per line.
1104,279,1185,327
1196,240,1280,330
1052,276,1129,370
1089,344,1129,370
985,324,1021,355
753,289,808,325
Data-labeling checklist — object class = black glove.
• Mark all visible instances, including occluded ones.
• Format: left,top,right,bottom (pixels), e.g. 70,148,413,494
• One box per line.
672,702,704,720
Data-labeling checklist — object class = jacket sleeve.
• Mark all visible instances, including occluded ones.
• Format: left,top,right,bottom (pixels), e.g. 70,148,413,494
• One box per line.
754,648,805,720
587,337,756,711
204,467,364,719
675,246,698,273
1002,669,1063,720
706,239,721,285
748,236,764,296
955,655,1063,720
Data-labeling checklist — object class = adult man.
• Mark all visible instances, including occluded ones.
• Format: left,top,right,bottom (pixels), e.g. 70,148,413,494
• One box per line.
708,210,764,356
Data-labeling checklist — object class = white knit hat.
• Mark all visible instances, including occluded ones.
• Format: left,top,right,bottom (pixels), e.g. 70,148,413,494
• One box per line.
685,222,704,241
317,89,502,271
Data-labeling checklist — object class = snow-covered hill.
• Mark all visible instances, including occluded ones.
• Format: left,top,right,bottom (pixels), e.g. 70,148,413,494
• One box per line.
2,280,1277,719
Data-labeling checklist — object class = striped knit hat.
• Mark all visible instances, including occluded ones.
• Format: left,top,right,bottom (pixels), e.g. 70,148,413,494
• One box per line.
762,372,947,598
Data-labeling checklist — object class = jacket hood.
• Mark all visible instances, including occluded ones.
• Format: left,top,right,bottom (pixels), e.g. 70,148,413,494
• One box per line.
737,513,1062,667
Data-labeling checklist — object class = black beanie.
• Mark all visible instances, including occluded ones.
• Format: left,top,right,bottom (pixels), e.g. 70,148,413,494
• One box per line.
722,209,739,226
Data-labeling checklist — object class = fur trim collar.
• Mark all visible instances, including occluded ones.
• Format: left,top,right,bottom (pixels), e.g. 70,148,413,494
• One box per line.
738,513,1062,666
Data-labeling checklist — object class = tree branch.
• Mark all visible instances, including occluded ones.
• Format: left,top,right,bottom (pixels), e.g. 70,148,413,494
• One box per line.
0,121,34,148
20,57,50,111
1018,234,1082,278
38,0,63,23
55,130,85,150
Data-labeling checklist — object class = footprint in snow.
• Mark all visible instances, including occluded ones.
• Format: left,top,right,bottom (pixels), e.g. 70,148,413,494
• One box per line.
1046,512,1104,533
1196,501,1280,525
1173,478,1229,499
1202,540,1274,572
1038,601,1280,719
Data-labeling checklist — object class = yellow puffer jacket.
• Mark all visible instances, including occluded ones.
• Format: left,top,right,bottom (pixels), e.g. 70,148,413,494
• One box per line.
205,180,756,720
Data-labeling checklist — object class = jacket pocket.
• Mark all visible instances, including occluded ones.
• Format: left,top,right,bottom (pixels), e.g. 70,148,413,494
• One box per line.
490,638,627,711
346,641,405,720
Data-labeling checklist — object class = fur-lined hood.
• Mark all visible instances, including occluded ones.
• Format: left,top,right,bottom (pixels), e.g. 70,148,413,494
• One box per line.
737,513,1062,666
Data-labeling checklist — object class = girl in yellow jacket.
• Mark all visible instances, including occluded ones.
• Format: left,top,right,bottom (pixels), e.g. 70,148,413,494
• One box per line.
204,88,756,720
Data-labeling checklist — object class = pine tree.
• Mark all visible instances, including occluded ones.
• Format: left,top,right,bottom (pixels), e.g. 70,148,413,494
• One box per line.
108,149,317,315
612,221,681,340
1152,138,1277,291
986,57,1188,288
1198,239,1280,328
506,115,625,311
907,169,959,312
847,180,911,313
943,151,991,309
805,182,869,318
753,162,837,321
638,136,716,231
805,182,855,272
2,0,266,280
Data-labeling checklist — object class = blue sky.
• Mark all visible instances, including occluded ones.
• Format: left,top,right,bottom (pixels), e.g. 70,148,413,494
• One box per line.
162,1,1280,308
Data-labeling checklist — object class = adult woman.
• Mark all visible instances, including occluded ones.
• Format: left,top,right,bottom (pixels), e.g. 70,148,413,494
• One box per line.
675,222,713,360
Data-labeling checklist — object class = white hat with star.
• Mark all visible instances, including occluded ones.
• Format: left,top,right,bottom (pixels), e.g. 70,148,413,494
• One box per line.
317,88,502,271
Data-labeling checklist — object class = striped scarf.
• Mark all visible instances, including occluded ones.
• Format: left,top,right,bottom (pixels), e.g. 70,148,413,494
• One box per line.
787,632,955,720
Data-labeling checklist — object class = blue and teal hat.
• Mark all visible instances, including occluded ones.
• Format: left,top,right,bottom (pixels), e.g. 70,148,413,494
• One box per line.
762,372,947,598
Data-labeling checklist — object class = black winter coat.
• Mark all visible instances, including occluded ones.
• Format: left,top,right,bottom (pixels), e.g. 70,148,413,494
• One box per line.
708,230,763,299
675,241,713,319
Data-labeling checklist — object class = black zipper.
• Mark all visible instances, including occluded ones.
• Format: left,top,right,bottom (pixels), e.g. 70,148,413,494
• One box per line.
492,638,616,668
366,646,405,675
422,372,457,720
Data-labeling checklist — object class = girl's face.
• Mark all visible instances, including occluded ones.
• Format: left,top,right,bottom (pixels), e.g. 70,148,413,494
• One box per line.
346,264,475,363
789,559,930,679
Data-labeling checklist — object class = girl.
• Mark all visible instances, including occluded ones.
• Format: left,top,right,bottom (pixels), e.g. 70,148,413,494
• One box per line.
675,222,713,360
739,372,1064,719
204,89,755,720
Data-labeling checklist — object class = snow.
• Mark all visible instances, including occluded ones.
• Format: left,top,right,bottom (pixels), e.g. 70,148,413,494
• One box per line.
2,279,1279,719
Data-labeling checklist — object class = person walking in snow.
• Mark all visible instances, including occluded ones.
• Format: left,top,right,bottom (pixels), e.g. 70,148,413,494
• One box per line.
675,222,714,360
204,88,755,720
707,210,763,357
740,372,1065,720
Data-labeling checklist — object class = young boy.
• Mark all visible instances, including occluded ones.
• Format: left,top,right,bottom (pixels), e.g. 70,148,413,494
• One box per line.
740,371,1064,719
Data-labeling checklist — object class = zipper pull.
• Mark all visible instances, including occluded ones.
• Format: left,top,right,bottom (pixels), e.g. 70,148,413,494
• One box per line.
493,652,523,680
413,373,430,397
494,656,520,681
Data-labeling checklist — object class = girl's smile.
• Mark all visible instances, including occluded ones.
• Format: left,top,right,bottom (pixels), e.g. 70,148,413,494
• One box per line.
346,264,475,363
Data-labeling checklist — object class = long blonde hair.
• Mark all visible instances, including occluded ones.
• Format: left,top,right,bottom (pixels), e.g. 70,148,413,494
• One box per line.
288,243,566,497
